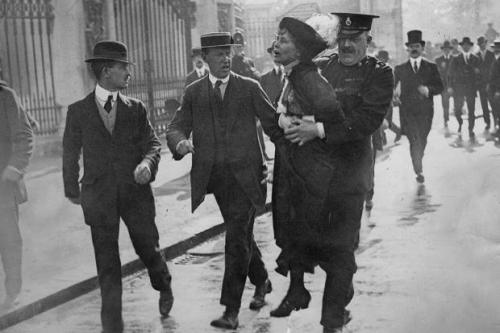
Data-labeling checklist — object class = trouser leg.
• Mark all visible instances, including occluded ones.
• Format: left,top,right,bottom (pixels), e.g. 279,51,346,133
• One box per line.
466,94,476,134
214,172,268,310
0,203,22,299
454,93,465,131
90,225,124,332
479,87,491,127
320,194,364,329
442,91,450,124
119,184,171,291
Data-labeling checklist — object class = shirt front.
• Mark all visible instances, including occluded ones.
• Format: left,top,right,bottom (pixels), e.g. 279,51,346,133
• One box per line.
208,73,229,99
94,84,118,134
411,56,422,72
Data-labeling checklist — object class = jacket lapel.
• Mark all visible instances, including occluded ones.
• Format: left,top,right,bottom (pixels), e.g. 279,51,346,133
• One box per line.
86,92,112,139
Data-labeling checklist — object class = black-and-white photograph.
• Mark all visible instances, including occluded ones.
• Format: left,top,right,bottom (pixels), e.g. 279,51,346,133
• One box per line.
1,0,500,332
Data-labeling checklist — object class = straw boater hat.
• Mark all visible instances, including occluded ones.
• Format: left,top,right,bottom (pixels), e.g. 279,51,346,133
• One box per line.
200,32,237,49
85,40,134,64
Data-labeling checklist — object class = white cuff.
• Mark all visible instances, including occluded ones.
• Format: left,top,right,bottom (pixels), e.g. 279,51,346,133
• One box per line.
316,122,325,139
175,139,189,153
278,113,292,129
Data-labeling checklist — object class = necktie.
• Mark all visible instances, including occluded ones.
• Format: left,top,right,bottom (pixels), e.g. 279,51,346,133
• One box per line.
464,54,468,64
413,61,418,73
104,95,113,113
214,80,223,104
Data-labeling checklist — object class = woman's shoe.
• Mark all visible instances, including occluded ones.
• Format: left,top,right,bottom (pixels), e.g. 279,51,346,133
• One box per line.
270,288,311,317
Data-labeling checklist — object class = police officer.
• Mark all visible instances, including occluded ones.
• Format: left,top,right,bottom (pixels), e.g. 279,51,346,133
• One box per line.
230,31,260,80
285,13,394,333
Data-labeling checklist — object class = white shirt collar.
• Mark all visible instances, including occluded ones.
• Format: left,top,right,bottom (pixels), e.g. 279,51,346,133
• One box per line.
495,53,500,60
463,51,472,58
95,84,118,105
208,72,230,86
273,64,283,75
411,56,422,66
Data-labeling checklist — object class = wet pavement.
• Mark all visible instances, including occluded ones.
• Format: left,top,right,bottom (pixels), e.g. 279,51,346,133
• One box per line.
5,111,500,332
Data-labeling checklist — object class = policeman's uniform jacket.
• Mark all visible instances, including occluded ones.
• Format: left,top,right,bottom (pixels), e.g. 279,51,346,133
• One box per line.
231,54,261,80
0,81,33,205
63,92,161,225
315,54,394,195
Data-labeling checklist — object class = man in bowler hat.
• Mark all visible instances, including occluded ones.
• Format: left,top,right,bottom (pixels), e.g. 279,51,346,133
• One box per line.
166,32,284,329
289,13,393,332
476,36,495,131
394,30,443,183
448,37,481,140
62,41,173,333
435,40,454,128
0,81,33,310
185,47,209,87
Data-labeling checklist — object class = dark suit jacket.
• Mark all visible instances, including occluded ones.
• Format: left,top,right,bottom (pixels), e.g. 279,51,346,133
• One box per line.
476,49,495,85
166,73,283,212
63,92,161,225
259,68,284,107
490,57,500,95
448,53,481,92
316,55,394,194
0,81,33,205
435,55,452,88
184,68,209,87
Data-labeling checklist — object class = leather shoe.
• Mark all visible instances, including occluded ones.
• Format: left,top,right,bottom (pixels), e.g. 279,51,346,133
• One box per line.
159,286,174,317
249,279,272,310
210,308,239,329
270,288,311,317
416,173,425,184
323,327,343,333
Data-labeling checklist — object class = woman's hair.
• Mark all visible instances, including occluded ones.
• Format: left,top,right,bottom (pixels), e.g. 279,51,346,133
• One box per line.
89,61,116,80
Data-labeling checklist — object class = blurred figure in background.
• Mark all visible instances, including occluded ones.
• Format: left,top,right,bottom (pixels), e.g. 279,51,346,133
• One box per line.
435,40,454,129
485,22,499,45
488,39,500,137
476,36,495,131
231,31,260,80
451,38,462,57
395,30,443,184
185,47,209,87
448,37,481,140
0,80,33,310
258,41,285,160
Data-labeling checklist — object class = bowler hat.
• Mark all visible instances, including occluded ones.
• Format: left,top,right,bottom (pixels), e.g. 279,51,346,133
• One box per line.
405,30,425,46
200,32,236,49
441,40,452,49
459,37,473,46
85,40,134,64
332,12,379,38
477,36,487,45
279,17,328,59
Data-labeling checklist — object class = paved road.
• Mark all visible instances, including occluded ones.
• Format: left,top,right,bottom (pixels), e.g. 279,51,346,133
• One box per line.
6,108,500,332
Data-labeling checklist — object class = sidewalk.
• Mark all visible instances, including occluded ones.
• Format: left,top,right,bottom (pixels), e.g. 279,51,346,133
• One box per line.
0,140,223,321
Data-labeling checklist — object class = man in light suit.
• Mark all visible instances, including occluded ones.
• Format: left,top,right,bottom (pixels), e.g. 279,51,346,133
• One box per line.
395,30,443,183
63,41,173,333
166,32,284,329
184,47,209,87
0,81,33,309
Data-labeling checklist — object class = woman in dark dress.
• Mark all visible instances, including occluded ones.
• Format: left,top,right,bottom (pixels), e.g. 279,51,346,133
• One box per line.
270,17,345,317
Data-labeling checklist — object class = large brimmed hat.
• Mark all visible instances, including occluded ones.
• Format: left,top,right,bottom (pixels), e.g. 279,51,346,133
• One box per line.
459,37,473,46
85,41,134,64
279,17,328,59
331,12,379,38
441,40,452,49
200,32,237,49
405,30,425,46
